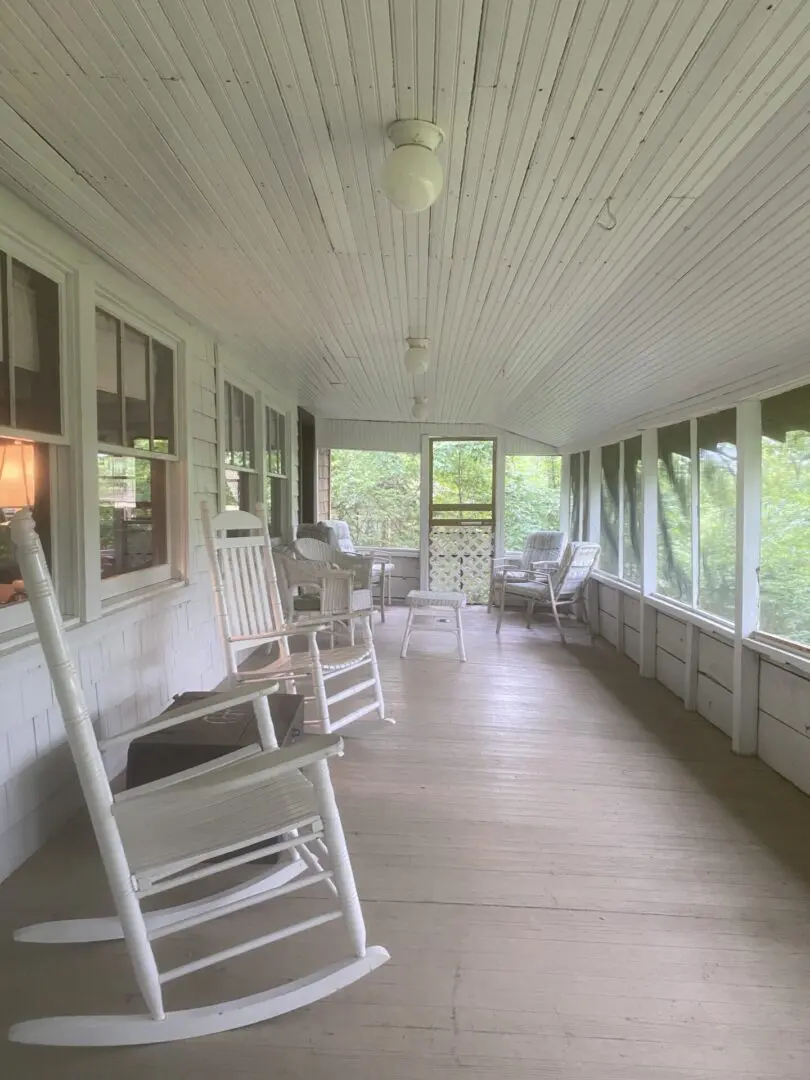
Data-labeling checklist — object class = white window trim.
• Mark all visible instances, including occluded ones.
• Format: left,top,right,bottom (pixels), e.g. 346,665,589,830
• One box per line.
90,297,188,612
263,401,291,541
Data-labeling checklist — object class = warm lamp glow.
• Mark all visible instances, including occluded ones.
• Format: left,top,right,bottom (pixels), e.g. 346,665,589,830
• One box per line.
0,441,36,509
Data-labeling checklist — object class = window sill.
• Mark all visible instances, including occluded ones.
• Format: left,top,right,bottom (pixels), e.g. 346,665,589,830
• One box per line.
643,593,735,642
0,611,81,660
746,633,810,679
590,570,642,598
101,575,188,616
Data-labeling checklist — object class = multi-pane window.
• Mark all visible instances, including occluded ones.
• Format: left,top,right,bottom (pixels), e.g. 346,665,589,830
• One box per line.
582,449,591,540
657,421,692,604
0,250,63,617
265,406,287,539
600,443,620,575
697,411,736,622
95,308,175,583
223,381,256,512
760,386,810,645
503,455,560,551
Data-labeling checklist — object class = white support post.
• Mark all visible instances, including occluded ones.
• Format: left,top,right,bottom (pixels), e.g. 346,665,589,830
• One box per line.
639,428,658,678
419,433,430,590
494,438,505,559
560,454,571,536
732,400,761,755
684,419,700,708
587,447,601,544
615,441,625,655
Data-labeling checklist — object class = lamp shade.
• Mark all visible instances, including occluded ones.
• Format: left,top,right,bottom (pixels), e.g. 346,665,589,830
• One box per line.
404,338,430,374
0,441,36,509
411,397,428,421
381,145,444,213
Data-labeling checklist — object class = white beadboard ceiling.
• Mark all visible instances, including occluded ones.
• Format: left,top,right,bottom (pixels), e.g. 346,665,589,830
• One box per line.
1,0,810,449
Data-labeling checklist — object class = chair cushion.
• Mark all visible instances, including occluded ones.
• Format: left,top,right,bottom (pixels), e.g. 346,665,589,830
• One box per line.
321,520,355,554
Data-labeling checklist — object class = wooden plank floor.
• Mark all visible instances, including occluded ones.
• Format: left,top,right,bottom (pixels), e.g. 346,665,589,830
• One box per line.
3,607,810,1077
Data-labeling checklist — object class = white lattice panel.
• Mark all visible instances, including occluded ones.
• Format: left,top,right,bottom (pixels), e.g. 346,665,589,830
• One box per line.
428,526,493,604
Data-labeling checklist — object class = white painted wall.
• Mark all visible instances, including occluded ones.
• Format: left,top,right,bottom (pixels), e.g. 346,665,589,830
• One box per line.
0,189,298,883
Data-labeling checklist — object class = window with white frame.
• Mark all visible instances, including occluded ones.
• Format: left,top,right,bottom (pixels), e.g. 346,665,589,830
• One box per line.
600,443,620,575
697,410,736,622
0,249,69,626
622,435,643,584
95,307,177,591
568,449,591,541
265,405,287,539
223,380,256,512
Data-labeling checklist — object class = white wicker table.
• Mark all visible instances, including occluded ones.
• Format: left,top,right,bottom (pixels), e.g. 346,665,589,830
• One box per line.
401,590,467,662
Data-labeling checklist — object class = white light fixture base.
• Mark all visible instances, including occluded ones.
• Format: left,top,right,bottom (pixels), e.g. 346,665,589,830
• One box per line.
411,396,428,421
386,119,444,152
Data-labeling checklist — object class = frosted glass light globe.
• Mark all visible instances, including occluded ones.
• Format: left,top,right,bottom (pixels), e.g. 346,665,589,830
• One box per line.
411,397,428,421
381,144,444,213
404,341,430,374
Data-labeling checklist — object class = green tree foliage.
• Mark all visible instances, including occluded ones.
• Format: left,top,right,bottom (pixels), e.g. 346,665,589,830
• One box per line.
760,430,810,644
330,449,421,548
503,455,560,550
330,446,562,555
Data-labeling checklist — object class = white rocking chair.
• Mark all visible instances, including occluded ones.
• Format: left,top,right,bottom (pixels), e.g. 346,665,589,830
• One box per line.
203,505,393,736
496,541,601,643
7,508,389,1047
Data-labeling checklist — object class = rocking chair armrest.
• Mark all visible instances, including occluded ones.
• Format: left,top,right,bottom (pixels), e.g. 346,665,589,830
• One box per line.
491,556,520,569
100,680,282,750
186,734,346,797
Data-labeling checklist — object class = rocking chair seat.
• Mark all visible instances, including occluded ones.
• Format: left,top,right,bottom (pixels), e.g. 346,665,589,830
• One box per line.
115,747,321,887
255,644,373,678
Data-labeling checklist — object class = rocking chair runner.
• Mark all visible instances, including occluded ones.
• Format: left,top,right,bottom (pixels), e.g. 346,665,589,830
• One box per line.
203,505,393,736
7,508,389,1046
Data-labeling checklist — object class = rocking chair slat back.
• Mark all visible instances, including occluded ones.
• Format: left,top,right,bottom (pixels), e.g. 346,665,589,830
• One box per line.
556,542,601,599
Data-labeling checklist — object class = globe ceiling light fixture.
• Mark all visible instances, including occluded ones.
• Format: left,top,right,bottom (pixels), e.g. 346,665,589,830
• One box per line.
381,119,445,213
411,396,429,421
404,337,430,375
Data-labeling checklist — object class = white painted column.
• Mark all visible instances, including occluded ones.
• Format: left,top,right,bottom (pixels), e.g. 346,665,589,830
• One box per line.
639,428,658,678
684,419,700,709
494,438,506,559
732,399,761,755
615,441,626,654
560,454,571,536
419,433,430,589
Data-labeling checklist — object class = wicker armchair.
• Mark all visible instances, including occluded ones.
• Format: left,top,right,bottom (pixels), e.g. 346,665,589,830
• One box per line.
297,522,394,622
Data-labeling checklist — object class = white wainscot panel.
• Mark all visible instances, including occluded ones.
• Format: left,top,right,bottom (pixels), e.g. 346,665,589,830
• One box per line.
696,673,733,736
657,612,687,661
759,661,810,737
656,647,685,698
698,633,733,691
624,625,640,664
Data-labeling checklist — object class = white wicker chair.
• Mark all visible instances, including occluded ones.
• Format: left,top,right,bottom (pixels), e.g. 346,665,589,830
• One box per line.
7,508,389,1046
203,505,393,736
321,520,395,623
496,542,601,643
488,530,567,612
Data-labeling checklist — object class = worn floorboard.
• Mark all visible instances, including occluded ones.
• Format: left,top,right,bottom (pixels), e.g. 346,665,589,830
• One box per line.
2,607,810,1077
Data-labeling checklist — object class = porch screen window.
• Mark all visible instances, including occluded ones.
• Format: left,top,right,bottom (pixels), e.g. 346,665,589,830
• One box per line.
599,443,620,575
569,453,581,540
265,406,287,539
504,455,560,551
224,381,256,512
697,410,736,622
622,436,642,584
760,386,810,645
657,421,692,604
95,308,176,581
329,449,420,548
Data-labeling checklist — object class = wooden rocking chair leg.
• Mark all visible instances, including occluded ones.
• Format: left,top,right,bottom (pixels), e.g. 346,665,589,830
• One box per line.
526,599,535,629
251,693,279,750
305,757,366,958
308,632,332,734
400,605,415,656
